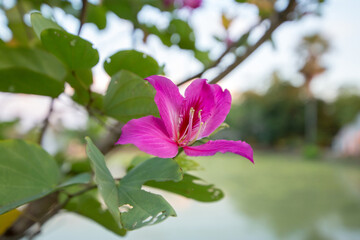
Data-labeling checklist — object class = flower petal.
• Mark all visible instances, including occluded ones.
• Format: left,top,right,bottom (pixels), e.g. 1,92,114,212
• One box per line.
200,84,231,138
146,75,184,140
181,79,216,141
117,116,178,158
183,140,253,163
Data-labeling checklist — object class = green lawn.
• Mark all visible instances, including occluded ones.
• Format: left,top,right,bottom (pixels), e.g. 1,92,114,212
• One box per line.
193,152,360,238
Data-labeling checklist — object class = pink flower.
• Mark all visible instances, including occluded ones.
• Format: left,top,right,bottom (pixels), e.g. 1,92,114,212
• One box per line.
182,0,202,9
117,76,253,162
163,0,202,9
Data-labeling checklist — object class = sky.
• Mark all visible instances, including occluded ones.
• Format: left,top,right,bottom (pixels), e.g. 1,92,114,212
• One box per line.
0,0,359,130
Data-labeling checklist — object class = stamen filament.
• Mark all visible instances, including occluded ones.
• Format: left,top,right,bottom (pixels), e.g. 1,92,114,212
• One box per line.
177,107,195,145
188,109,204,145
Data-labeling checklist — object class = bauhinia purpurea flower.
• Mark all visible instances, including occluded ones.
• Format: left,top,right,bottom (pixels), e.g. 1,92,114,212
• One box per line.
117,75,253,163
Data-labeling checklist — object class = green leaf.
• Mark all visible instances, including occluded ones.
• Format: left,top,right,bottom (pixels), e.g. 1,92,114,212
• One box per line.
73,91,104,112
85,137,121,226
168,19,196,50
85,137,183,230
146,174,224,202
103,70,159,122
65,69,95,106
121,158,182,188
86,3,107,30
65,189,126,236
194,50,212,68
70,160,92,174
118,157,182,230
174,155,201,172
65,69,93,91
104,50,161,78
41,29,99,70
57,173,92,189
103,0,141,22
30,12,63,39
0,119,20,140
5,7,31,45
0,139,61,214
0,47,66,97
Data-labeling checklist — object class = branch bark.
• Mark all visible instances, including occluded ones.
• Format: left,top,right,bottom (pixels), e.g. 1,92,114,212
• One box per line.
177,21,261,86
77,0,88,35
177,0,297,86
209,0,297,84
37,98,55,145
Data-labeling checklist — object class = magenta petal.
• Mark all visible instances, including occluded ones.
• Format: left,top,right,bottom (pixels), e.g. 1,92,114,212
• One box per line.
200,84,231,138
183,140,254,163
146,75,184,140
182,79,216,134
117,116,179,158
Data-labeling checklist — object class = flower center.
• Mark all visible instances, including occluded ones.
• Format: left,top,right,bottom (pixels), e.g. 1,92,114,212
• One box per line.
177,107,204,146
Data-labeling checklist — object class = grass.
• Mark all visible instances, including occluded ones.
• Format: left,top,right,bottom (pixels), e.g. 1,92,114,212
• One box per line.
193,151,360,237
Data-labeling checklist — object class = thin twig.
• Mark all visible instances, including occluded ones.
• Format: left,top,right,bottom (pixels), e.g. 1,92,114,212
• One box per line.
209,0,297,84
38,98,55,145
26,184,97,239
177,0,297,86
177,21,262,86
77,0,88,35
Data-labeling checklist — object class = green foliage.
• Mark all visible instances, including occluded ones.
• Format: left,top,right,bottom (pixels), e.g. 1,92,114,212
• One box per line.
227,80,305,146
57,173,92,188
302,144,321,160
85,137,121,225
0,47,65,97
104,70,159,122
103,0,141,22
41,29,99,70
118,157,182,230
227,77,359,147
85,137,184,230
168,19,196,50
30,12,100,108
104,50,161,78
0,139,60,214
31,12,63,39
146,174,224,202
86,3,107,30
331,93,360,126
5,6,33,45
0,119,19,140
174,155,201,172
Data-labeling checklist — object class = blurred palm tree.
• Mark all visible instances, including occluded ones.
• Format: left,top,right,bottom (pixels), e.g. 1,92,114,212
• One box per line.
297,33,330,144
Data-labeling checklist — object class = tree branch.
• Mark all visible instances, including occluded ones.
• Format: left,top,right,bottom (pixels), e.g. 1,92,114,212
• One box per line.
77,0,88,35
209,0,297,84
177,0,297,86
177,21,261,86
37,98,55,145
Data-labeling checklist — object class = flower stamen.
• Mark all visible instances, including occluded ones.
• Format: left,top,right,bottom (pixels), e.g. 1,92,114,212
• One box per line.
178,107,195,145
188,109,204,145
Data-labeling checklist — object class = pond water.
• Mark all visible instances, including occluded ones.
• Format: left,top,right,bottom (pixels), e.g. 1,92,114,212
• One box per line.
36,152,360,240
